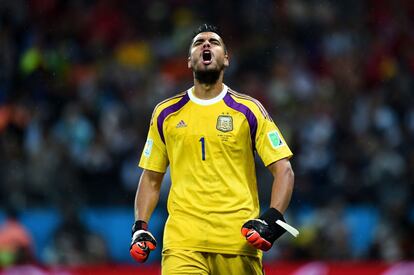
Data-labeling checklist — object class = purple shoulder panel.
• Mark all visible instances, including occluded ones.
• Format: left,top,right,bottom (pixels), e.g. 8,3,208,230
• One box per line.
223,93,258,150
157,94,190,143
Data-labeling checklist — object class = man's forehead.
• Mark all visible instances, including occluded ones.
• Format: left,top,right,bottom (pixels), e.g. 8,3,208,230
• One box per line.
192,32,223,43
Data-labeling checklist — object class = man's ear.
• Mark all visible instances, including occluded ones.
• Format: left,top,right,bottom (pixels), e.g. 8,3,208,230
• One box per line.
187,57,192,69
224,54,229,68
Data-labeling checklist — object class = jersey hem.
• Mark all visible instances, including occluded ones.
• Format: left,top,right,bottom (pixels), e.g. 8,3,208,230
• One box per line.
263,152,293,167
138,164,166,173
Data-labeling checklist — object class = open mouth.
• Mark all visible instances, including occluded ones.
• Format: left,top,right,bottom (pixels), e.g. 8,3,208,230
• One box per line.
202,50,212,65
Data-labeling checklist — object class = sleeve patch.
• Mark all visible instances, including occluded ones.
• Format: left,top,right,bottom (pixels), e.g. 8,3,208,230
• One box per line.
143,138,154,157
268,131,283,148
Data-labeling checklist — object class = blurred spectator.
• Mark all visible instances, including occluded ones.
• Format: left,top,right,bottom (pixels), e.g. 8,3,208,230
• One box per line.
0,205,33,267
43,205,108,266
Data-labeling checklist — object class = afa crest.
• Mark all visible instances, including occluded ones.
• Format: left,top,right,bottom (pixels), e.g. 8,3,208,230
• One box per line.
216,115,233,132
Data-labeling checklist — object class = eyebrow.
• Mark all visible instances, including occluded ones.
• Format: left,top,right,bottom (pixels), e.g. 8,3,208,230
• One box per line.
192,37,222,45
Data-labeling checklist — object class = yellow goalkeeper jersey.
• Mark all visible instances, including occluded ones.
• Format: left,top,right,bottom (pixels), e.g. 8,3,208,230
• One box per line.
139,84,293,258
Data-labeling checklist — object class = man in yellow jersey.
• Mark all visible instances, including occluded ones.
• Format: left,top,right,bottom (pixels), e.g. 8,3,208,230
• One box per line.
129,24,298,274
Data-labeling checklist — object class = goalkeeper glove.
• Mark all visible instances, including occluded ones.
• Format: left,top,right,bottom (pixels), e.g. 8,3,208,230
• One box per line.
130,220,157,263
241,208,298,251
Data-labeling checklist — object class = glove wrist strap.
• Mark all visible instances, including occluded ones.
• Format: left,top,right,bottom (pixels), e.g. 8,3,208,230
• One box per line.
132,220,148,235
260,208,285,229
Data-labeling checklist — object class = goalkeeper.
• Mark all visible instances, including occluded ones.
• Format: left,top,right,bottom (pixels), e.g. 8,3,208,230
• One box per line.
130,23,297,274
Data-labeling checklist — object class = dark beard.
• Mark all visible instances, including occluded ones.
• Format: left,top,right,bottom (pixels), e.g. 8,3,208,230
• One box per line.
194,69,221,85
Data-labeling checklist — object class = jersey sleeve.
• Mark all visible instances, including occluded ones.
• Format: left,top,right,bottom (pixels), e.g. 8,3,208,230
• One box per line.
255,113,293,167
138,108,169,173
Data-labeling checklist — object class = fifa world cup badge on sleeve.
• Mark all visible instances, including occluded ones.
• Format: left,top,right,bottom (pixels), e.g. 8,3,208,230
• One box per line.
268,131,283,148
144,139,153,157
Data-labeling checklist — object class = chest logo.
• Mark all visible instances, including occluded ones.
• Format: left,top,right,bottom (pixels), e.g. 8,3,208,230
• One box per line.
216,115,233,132
176,120,187,128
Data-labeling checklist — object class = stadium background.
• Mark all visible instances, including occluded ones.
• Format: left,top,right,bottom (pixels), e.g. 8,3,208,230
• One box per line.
0,0,413,274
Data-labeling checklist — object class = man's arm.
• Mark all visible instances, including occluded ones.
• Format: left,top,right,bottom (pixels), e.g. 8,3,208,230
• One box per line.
130,169,164,263
134,169,165,221
241,157,297,251
268,158,294,214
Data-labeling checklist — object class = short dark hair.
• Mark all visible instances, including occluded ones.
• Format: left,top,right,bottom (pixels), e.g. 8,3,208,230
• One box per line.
189,23,227,55
192,23,222,39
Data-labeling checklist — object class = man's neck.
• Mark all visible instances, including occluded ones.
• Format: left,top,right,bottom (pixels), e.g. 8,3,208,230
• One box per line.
193,80,224,100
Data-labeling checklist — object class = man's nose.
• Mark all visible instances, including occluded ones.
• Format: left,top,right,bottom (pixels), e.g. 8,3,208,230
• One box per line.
202,41,211,48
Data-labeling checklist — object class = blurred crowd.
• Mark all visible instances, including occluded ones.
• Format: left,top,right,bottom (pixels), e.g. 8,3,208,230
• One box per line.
0,0,413,266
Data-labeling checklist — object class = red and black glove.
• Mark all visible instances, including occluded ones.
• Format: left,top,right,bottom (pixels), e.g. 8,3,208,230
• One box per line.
130,220,157,263
242,208,296,251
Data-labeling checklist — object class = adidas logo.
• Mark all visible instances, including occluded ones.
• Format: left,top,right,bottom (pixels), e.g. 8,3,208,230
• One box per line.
176,120,187,128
